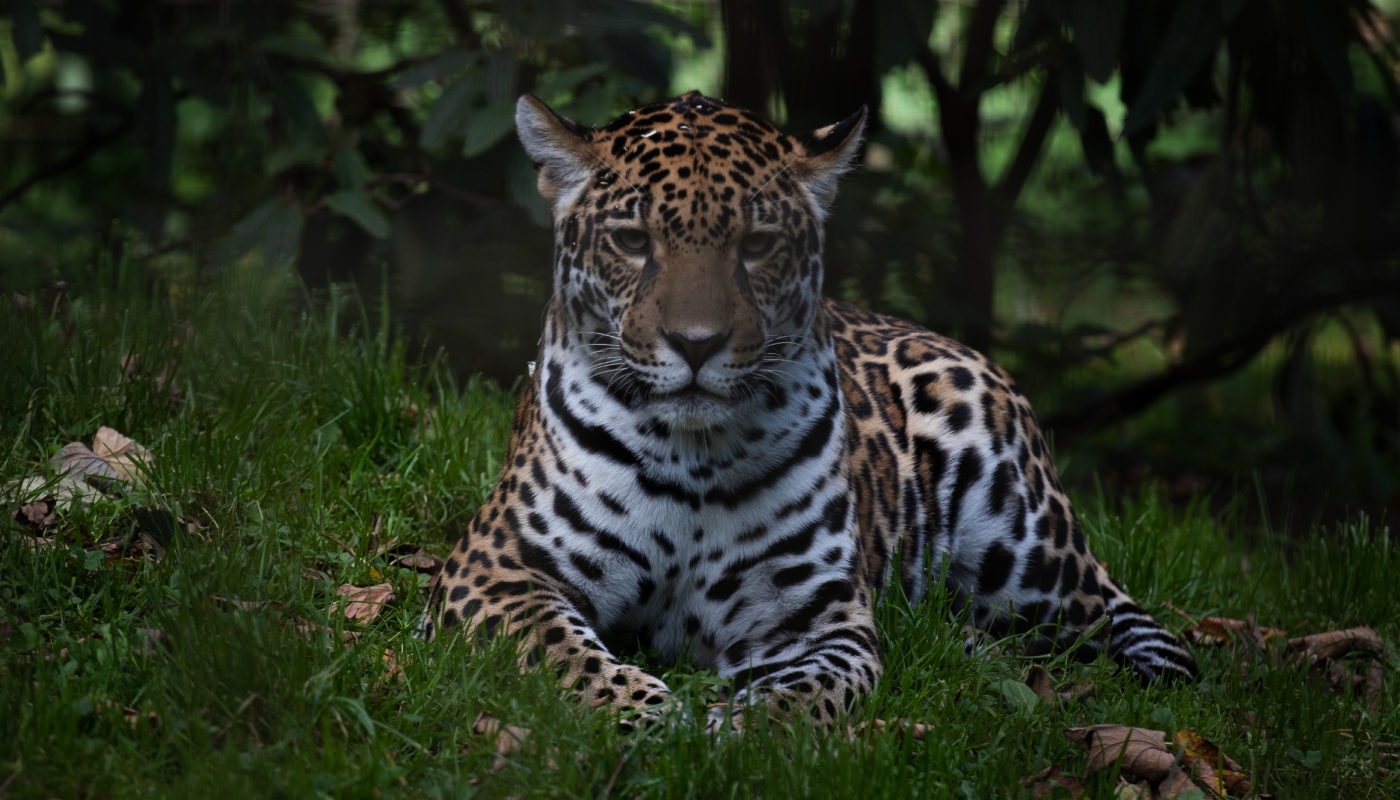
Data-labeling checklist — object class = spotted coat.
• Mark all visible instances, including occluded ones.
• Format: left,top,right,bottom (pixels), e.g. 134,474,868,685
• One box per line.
423,92,1196,728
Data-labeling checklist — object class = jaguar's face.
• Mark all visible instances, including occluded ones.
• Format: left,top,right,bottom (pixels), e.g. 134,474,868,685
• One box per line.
517,92,864,428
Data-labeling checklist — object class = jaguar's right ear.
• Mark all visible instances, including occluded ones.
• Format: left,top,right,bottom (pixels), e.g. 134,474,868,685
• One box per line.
516,95,596,208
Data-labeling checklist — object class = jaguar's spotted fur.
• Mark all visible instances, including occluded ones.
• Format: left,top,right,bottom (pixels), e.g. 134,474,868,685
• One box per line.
423,91,1196,728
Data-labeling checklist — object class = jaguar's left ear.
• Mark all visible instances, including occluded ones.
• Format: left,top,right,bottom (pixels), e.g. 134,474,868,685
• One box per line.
791,106,867,215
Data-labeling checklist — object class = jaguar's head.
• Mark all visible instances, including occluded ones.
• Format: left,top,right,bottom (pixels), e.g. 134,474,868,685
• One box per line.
517,91,863,428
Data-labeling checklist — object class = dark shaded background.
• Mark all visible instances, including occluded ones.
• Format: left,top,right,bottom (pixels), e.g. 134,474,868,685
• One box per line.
2,0,1399,522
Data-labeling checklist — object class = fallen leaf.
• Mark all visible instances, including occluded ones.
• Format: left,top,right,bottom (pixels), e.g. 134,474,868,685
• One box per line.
91,426,154,483
395,551,444,574
12,497,56,531
1288,627,1385,711
474,712,531,772
998,678,1040,713
1288,627,1383,663
1024,665,1055,700
1022,764,1087,798
1174,729,1252,796
1185,615,1285,649
1157,765,1204,799
1065,725,1175,782
335,582,395,624
53,442,121,491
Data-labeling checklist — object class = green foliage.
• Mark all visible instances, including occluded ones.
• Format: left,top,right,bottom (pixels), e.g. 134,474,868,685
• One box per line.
0,0,706,263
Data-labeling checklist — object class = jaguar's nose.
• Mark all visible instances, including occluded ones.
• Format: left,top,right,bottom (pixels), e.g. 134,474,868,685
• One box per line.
662,328,731,374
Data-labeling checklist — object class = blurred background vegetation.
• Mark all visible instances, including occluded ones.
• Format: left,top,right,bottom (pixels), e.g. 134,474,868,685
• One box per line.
2,0,1398,524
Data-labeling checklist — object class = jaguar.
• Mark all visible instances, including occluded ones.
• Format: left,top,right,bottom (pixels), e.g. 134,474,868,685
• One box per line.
423,90,1196,728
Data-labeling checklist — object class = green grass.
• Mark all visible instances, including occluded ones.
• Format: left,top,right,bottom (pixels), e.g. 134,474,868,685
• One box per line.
2,260,1397,799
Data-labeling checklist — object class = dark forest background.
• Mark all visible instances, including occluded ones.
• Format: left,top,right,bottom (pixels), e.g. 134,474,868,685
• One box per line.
3,0,1399,523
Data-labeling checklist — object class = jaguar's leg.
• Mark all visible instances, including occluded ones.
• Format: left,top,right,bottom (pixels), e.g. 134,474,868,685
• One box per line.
425,529,673,718
706,579,883,730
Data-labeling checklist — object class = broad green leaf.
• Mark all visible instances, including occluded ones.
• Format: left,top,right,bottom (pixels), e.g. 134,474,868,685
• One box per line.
265,142,325,176
1071,0,1126,84
534,64,610,100
258,31,331,62
1121,0,1223,136
268,71,326,146
997,679,1039,714
326,191,391,239
421,74,483,150
391,48,478,90
568,0,709,44
335,149,372,192
462,100,517,158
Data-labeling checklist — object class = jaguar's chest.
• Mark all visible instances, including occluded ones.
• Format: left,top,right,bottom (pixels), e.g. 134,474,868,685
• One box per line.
520,361,858,667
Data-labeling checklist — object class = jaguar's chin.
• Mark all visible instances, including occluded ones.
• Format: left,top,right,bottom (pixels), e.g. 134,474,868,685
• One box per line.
645,386,746,430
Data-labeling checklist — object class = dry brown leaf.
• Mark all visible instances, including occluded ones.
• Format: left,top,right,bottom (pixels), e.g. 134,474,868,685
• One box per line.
474,712,531,772
1156,765,1202,799
1022,764,1087,799
1185,615,1285,649
92,426,154,483
335,582,395,624
1065,725,1175,782
12,497,56,531
1024,665,1055,700
395,551,444,574
1288,627,1383,663
53,442,121,490
1173,729,1252,796
1288,627,1385,711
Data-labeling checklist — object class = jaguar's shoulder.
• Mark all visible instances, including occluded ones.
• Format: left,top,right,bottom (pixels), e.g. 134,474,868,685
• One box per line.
826,298,1018,388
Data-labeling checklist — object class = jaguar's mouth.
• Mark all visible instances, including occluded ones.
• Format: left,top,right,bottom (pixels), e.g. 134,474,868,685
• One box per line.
656,383,727,401
644,382,744,429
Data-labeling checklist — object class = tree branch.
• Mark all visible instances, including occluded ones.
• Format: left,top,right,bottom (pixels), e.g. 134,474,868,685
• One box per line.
1045,277,1400,434
958,0,1008,94
995,75,1059,210
0,119,133,214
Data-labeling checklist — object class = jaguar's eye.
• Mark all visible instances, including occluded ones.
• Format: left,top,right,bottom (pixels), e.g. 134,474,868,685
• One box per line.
613,229,651,254
739,232,775,257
